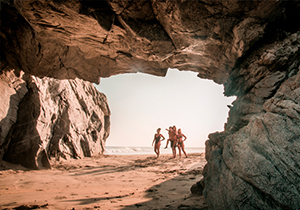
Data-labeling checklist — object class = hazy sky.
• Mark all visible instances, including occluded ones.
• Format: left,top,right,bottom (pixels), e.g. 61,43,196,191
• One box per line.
95,69,235,148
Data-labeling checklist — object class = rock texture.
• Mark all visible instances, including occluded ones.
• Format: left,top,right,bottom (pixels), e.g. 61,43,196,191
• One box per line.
1,0,300,209
205,69,300,210
0,70,110,169
0,70,28,158
3,0,298,84
204,33,300,209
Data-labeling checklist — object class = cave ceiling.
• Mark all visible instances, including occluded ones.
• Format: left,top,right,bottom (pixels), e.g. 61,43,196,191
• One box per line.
1,0,300,96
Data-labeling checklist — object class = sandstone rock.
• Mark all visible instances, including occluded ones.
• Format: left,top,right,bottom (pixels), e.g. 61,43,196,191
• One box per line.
190,179,204,195
205,50,300,209
2,0,296,85
2,75,110,169
225,32,300,133
0,70,28,159
220,109,300,209
1,0,300,209
230,18,266,59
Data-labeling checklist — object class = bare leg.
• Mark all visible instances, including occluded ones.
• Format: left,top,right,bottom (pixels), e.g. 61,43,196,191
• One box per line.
172,147,176,158
181,143,188,158
174,141,177,158
154,144,158,157
172,143,176,158
165,139,170,148
177,144,182,158
157,142,161,158
170,140,175,158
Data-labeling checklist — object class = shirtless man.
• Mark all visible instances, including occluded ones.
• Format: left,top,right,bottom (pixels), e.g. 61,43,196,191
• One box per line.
165,126,177,158
164,126,173,148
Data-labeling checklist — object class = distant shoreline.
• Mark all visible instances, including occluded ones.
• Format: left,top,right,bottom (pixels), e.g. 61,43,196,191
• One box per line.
101,152,205,157
104,146,205,155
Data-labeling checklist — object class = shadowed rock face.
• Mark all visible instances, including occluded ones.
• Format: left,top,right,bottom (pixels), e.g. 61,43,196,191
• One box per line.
1,70,110,169
1,0,300,209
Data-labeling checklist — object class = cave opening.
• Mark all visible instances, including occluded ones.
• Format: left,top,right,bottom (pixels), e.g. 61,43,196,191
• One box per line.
95,68,236,155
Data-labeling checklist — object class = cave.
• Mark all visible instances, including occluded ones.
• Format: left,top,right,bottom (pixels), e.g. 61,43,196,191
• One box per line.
1,0,300,209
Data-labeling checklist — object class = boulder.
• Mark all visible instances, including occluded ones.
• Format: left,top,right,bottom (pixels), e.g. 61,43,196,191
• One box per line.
1,72,110,169
0,70,28,159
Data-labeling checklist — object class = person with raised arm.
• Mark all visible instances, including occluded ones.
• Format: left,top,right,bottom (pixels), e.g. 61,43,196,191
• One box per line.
164,126,173,148
170,125,178,158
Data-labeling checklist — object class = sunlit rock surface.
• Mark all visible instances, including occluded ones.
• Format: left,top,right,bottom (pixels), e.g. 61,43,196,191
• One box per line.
0,70,110,169
4,0,298,84
1,0,300,209
0,70,28,159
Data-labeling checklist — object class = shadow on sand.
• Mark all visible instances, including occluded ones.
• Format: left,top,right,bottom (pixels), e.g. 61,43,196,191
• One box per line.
120,175,208,210
61,173,208,210
59,155,208,210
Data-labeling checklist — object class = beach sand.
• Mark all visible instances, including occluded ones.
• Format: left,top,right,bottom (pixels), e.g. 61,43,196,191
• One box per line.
0,153,207,210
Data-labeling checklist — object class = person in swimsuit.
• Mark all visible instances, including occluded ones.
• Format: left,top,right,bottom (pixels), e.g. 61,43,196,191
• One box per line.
177,128,188,158
152,128,165,158
171,125,178,158
165,126,177,158
164,126,178,158
164,126,173,148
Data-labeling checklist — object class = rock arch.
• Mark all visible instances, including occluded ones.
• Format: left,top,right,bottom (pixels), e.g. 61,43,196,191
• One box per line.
1,1,300,209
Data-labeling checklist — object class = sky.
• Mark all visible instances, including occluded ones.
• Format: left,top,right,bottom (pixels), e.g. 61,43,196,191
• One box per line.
95,68,235,148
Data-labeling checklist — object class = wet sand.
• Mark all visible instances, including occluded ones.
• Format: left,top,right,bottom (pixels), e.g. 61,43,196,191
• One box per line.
0,153,207,210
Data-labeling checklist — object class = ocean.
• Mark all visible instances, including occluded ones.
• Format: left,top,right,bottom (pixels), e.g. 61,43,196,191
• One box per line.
104,146,205,155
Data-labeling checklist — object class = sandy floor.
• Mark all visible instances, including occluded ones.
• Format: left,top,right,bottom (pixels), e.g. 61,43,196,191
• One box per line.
0,153,207,210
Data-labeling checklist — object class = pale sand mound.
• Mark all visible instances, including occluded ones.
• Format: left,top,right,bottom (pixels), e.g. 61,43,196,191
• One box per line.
0,153,207,210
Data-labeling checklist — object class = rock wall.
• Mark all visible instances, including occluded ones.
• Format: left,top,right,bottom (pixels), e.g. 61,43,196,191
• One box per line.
1,0,300,209
205,71,300,209
0,70,28,158
0,70,110,169
203,32,300,209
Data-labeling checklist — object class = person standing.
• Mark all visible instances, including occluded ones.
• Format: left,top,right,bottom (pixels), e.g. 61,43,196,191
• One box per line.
164,126,173,148
152,128,165,158
171,125,178,158
177,128,188,158
165,126,177,158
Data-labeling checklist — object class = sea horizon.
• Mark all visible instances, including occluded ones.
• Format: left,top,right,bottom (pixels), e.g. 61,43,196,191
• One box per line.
104,146,205,155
